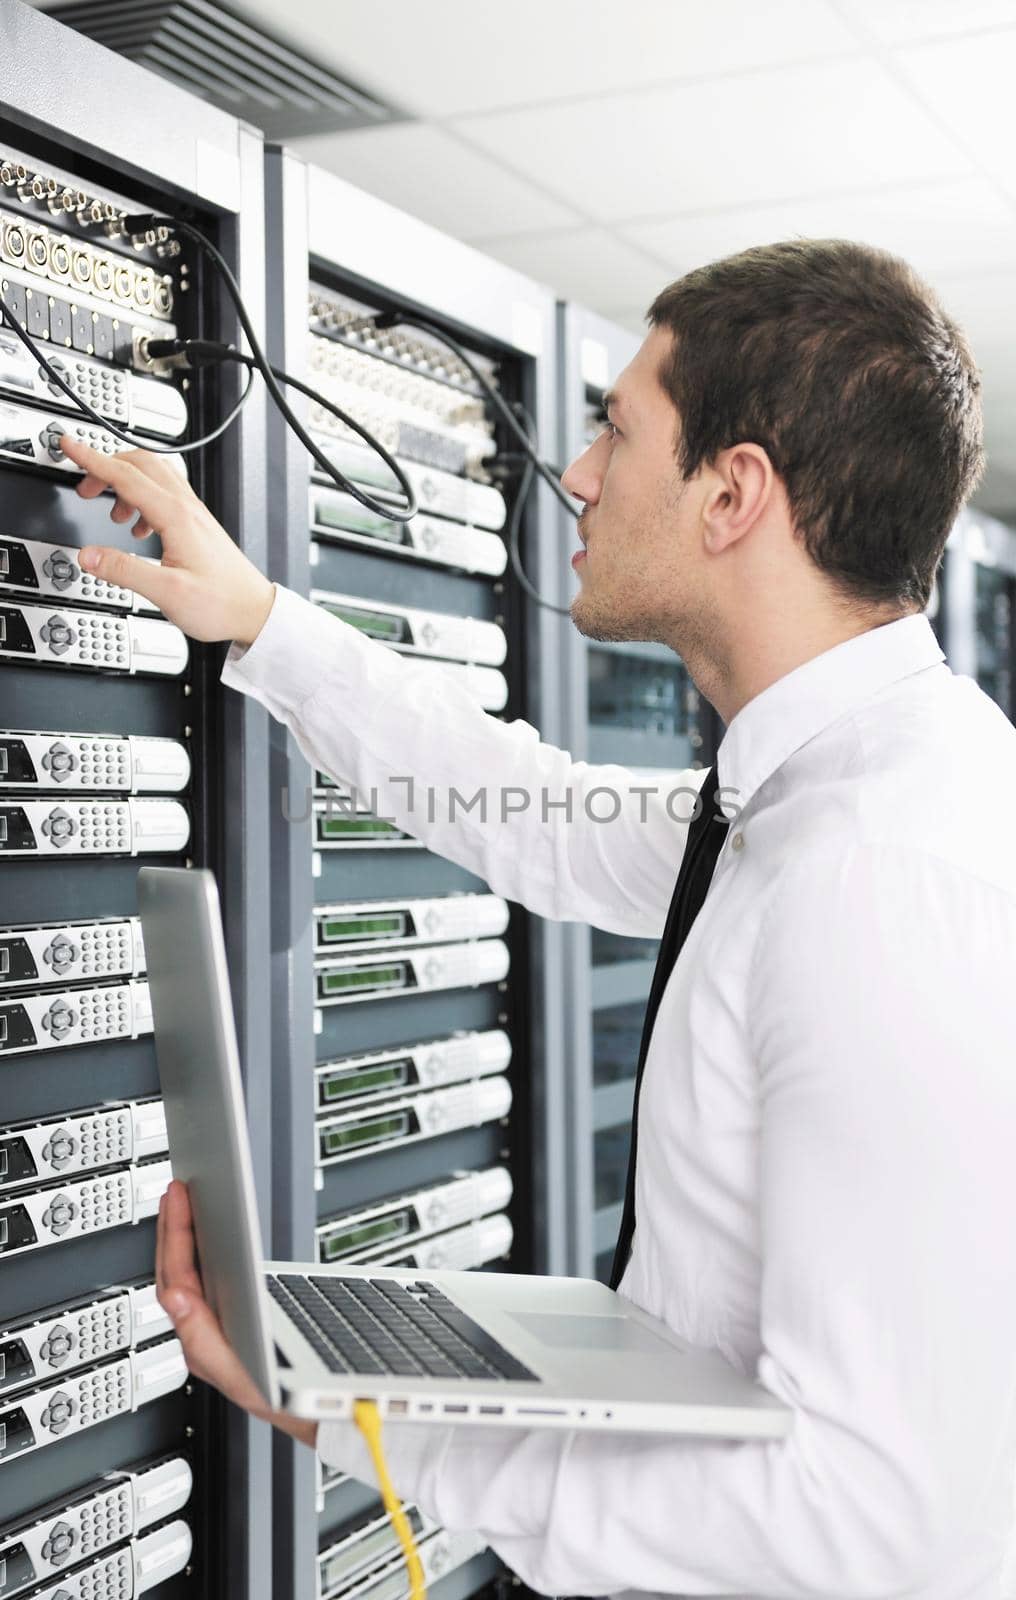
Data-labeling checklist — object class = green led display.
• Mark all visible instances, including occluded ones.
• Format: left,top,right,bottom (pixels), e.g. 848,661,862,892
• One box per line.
312,500,402,540
319,1111,410,1156
316,816,402,840
320,913,407,943
318,964,406,997
320,1212,409,1260
318,1061,410,1103
324,605,406,643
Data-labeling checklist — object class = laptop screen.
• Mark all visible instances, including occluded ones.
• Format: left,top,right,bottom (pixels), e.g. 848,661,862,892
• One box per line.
138,865,280,1408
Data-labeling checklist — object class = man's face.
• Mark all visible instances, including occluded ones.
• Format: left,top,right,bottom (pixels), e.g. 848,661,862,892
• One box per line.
563,325,706,648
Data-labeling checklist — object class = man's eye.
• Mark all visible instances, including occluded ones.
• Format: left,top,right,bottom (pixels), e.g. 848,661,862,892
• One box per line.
602,420,619,441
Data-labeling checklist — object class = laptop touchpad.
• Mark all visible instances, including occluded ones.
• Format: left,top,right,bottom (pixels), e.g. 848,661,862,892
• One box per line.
510,1312,677,1356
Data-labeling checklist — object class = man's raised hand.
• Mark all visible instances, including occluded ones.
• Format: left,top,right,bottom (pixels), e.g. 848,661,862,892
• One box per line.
60,435,276,646
156,1178,318,1449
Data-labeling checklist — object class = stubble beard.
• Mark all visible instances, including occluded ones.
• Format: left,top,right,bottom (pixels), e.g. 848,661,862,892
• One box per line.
570,586,660,643
570,481,691,646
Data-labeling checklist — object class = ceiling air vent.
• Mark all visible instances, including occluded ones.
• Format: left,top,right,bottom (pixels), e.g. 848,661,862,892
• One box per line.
44,0,407,139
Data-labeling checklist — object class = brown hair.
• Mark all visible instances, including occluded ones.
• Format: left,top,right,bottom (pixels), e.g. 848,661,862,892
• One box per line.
648,239,984,610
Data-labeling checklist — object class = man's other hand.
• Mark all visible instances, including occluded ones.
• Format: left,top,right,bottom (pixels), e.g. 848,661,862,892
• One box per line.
156,1177,318,1449
59,436,276,647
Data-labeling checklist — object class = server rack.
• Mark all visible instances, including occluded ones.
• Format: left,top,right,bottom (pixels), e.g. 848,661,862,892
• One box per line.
555,304,713,1282
0,7,271,1600
263,149,561,1600
938,506,1016,723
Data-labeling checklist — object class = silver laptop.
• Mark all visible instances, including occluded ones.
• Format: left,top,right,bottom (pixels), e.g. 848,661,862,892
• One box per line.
137,865,791,1438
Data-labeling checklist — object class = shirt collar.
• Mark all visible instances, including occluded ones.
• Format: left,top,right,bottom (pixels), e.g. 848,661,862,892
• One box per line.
716,613,945,813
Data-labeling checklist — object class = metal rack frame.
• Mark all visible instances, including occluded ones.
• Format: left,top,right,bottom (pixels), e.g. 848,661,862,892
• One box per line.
0,7,271,1597
262,145,563,1600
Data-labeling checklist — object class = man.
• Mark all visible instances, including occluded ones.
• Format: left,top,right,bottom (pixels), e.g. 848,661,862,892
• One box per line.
63,238,1016,1599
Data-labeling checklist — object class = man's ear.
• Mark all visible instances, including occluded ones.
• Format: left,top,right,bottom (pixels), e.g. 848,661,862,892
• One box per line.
701,444,775,554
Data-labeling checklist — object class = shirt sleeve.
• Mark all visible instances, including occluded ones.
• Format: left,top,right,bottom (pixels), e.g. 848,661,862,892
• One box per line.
221,584,708,937
320,840,1016,1597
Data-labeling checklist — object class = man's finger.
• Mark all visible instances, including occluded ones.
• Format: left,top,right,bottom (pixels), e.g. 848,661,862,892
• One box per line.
122,448,191,493
77,544,173,610
161,1290,216,1384
155,1185,173,1296
59,436,178,528
74,470,115,501
159,1178,204,1299
167,1293,267,1409
110,496,137,525
132,519,154,540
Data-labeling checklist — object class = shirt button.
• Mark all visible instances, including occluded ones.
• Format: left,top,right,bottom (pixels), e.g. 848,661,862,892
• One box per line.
731,832,745,852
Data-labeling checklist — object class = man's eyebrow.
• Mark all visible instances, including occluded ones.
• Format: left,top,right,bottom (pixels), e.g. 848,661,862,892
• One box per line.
601,389,624,416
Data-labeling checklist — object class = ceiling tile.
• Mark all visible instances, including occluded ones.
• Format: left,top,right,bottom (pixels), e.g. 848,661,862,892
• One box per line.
836,0,1016,45
893,29,1016,202
223,0,857,119
473,228,670,312
288,124,582,238
620,178,1016,282
452,59,973,222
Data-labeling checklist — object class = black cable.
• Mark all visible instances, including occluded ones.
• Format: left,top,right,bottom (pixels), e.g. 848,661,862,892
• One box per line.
0,290,254,455
150,336,575,613
366,309,581,521
91,212,418,522
187,363,255,449
503,407,573,617
141,337,425,524
72,211,582,572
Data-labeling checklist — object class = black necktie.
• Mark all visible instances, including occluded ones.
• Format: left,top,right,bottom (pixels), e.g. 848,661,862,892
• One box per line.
609,764,731,1290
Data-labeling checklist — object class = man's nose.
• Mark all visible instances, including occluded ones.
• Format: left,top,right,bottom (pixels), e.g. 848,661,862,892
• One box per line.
561,438,603,506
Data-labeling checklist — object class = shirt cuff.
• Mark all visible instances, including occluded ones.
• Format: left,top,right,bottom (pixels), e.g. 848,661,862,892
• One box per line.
221,584,357,715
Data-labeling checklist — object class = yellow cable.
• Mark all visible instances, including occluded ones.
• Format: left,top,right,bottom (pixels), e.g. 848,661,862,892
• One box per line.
353,1398,427,1600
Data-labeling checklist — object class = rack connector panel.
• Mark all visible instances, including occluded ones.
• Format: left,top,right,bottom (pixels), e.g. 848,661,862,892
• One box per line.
0,798,190,856
315,1078,512,1171
0,601,188,677
0,1096,167,1189
314,1029,512,1112
311,588,506,667
0,1452,191,1600
0,917,146,989
314,939,509,1008
0,1339,187,1467
0,535,161,613
0,732,189,793
0,1157,172,1260
316,1167,513,1263
0,1280,173,1399
313,896,509,955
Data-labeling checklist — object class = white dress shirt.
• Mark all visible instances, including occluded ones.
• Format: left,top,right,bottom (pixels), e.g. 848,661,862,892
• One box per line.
223,586,1016,1600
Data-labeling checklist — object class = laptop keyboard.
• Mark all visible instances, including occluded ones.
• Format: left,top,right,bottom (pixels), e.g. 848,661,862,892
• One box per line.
267,1274,539,1383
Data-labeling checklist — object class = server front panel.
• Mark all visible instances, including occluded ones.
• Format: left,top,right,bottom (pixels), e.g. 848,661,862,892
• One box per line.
263,157,556,1600
0,47,267,1599
308,283,521,1600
